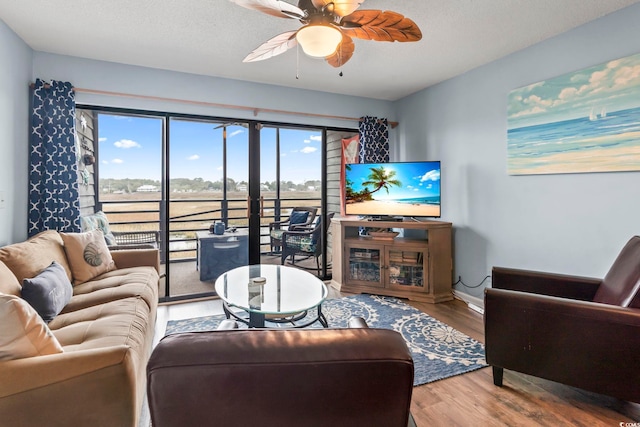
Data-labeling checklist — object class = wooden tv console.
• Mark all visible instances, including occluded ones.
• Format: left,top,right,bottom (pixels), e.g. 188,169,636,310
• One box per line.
330,217,453,303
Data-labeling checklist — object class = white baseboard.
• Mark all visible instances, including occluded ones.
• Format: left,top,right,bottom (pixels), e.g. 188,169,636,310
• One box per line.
452,290,484,315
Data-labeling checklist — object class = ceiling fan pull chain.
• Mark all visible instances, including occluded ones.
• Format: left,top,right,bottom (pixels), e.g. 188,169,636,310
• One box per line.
296,44,300,80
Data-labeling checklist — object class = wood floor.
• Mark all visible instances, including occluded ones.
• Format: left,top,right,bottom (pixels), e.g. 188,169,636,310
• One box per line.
151,292,640,426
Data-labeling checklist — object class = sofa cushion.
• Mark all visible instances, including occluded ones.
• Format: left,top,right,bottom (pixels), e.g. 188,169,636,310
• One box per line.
0,230,72,284
80,211,117,246
63,266,159,313
21,261,73,323
50,296,150,353
0,261,21,296
0,294,64,361
593,235,640,308
61,230,116,285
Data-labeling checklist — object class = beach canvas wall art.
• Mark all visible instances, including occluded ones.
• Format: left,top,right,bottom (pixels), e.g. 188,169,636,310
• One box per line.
507,52,640,175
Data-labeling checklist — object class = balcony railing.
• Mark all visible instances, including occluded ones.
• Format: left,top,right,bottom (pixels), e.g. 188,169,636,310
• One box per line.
100,195,321,261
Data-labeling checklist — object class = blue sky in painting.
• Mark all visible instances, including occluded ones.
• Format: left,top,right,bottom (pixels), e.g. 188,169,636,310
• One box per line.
508,52,640,129
96,114,322,183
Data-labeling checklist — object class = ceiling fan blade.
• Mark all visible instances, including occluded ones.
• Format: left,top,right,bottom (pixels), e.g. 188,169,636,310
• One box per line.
340,10,422,42
310,0,364,17
325,33,355,68
243,30,298,62
230,0,305,19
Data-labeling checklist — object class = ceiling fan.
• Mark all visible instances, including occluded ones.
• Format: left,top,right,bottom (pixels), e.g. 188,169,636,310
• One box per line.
229,0,422,67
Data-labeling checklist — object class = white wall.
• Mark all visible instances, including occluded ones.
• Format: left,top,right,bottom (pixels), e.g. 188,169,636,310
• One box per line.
396,3,640,299
0,20,32,245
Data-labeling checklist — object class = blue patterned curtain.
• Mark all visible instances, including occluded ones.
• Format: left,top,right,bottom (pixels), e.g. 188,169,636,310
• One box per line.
28,79,81,237
358,116,389,163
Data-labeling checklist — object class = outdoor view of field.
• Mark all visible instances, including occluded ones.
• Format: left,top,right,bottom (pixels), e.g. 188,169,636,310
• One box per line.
100,189,321,260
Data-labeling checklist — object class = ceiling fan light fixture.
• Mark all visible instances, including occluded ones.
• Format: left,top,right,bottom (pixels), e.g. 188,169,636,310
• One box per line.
296,24,342,58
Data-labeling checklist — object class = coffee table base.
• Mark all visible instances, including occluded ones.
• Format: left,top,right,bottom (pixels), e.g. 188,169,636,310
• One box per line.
222,302,328,328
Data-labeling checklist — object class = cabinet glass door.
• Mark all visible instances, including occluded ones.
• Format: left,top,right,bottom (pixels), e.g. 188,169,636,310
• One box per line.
388,249,427,291
347,246,382,286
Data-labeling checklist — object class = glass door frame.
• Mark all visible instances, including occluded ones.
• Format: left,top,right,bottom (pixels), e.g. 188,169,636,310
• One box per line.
79,104,350,302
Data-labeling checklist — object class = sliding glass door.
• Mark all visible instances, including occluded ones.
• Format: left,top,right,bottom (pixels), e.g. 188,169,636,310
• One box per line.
167,118,251,299
86,105,330,301
259,126,324,273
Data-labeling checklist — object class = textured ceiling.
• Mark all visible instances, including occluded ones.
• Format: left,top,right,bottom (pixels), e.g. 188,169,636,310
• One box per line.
1,0,639,101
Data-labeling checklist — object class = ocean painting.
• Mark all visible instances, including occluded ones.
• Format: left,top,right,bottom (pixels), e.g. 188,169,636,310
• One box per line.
507,52,640,175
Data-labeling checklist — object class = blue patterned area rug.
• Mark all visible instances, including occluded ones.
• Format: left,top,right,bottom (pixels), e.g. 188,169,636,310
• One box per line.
165,294,487,386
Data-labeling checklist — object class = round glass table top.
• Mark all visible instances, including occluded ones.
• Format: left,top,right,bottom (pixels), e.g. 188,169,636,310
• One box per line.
214,264,328,316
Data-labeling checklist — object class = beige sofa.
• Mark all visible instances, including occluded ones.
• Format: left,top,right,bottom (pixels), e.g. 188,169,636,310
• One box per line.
0,230,159,427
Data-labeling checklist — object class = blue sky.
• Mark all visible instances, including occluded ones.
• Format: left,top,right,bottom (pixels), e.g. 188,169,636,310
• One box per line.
96,114,322,183
347,162,441,200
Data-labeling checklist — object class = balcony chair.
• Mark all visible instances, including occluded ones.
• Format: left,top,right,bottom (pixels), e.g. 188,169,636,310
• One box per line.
80,210,160,250
147,317,416,427
268,206,317,253
484,235,640,403
281,212,335,276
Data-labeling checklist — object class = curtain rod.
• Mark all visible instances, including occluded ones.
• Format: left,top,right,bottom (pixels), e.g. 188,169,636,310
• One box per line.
30,83,398,128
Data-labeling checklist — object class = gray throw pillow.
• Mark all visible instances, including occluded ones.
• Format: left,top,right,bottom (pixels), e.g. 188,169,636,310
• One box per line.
21,261,73,323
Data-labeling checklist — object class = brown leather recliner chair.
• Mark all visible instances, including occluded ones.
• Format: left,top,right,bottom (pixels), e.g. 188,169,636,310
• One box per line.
147,318,416,427
484,235,640,403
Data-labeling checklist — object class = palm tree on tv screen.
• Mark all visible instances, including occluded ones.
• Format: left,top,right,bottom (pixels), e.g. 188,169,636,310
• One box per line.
362,166,402,197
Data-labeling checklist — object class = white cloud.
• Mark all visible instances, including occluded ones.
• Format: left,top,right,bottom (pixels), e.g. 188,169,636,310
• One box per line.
102,160,109,165
509,106,547,118
112,158,124,164
229,130,244,138
301,147,317,154
613,65,640,87
98,137,107,142
304,139,311,144
420,170,440,182
188,154,200,160
589,69,610,85
114,139,141,149
217,166,223,171
524,94,553,108
557,87,579,100
310,135,321,142
523,81,544,92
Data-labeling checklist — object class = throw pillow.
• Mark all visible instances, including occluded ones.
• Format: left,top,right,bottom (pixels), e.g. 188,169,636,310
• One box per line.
0,230,73,284
61,229,116,285
21,261,73,323
0,294,64,361
80,211,117,246
0,261,21,296
289,211,309,226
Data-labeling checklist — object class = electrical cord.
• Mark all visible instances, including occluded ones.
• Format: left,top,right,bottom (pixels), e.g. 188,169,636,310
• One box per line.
453,275,491,289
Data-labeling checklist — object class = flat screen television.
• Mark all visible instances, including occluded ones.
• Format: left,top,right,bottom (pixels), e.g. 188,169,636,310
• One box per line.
344,161,441,218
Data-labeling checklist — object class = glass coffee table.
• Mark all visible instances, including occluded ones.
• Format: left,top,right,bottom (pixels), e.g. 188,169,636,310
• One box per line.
214,264,329,328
